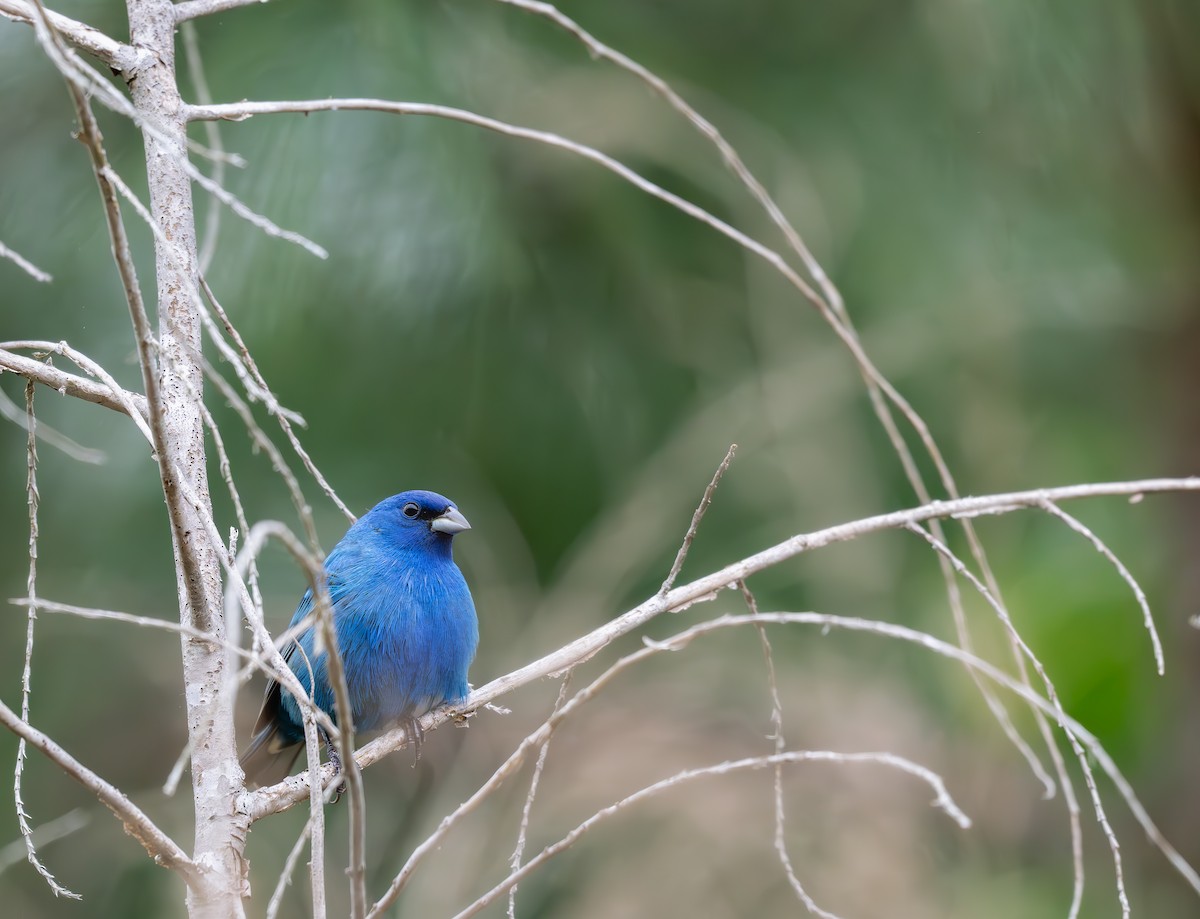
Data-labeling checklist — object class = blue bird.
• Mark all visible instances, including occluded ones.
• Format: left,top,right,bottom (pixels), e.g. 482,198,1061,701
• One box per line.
240,490,478,786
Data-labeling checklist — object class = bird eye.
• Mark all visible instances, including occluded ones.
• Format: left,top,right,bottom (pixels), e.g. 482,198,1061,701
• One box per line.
402,502,420,519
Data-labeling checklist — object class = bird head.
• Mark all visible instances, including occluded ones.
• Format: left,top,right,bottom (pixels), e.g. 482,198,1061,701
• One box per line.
362,489,471,554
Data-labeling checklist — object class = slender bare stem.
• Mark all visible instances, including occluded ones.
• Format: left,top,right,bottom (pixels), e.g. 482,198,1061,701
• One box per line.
1040,500,1163,674
0,344,150,422
0,239,52,282
0,0,138,70
506,675,572,918
174,0,270,22
659,443,736,596
249,475,1200,820
453,749,969,919
0,385,105,463
0,699,198,884
12,384,80,898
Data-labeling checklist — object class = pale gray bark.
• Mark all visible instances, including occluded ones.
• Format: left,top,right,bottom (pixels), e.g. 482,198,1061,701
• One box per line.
124,1,248,915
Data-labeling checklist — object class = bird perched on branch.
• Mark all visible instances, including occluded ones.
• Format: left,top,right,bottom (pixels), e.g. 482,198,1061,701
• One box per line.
240,489,478,787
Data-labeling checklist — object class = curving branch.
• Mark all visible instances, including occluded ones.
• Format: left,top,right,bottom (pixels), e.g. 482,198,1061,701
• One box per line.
0,346,150,421
0,239,52,283
173,0,270,22
244,475,1200,821
0,697,198,885
450,749,970,919
0,0,139,71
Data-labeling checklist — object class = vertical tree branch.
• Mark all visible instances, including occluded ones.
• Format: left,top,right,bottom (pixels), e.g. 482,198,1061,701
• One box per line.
122,0,247,913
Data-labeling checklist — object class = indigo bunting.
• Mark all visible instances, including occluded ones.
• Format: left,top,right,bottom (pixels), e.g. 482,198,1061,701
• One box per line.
240,490,478,785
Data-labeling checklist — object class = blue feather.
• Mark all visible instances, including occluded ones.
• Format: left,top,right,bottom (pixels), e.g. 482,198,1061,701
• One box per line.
241,490,478,784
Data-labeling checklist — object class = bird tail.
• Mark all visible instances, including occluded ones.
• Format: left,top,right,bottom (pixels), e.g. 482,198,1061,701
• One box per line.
240,722,302,789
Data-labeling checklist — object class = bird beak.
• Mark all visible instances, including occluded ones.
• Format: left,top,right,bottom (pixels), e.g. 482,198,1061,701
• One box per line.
431,506,471,534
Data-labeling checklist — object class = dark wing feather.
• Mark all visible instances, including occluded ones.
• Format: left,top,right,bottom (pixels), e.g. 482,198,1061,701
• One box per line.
240,643,303,787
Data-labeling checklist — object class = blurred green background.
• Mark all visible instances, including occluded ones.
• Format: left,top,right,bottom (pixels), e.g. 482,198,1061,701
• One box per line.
3,0,1200,916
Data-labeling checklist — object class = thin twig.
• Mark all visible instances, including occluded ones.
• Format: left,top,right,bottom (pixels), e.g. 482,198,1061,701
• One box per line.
0,239,52,282
0,698,198,884
185,161,328,258
311,568,367,919
0,809,89,876
12,383,80,898
195,284,304,423
305,699,328,919
10,598,235,647
200,277,354,521
180,21,227,274
221,521,362,915
488,0,844,311
0,0,137,70
200,356,320,547
249,475,1200,821
18,8,312,268
0,383,105,463
507,675,572,918
174,0,270,22
905,522,1127,915
36,15,216,641
1039,500,1163,674
635,612,1197,899
185,98,820,296
267,819,313,919
0,343,150,423
162,740,193,798
659,443,736,596
485,0,1069,821
453,750,969,919
739,581,834,916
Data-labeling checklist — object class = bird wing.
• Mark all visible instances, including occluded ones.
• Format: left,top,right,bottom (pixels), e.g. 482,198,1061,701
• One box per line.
251,569,350,733
240,571,349,783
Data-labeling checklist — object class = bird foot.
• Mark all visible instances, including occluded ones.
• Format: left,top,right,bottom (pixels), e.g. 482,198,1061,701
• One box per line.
405,716,424,766
319,726,347,802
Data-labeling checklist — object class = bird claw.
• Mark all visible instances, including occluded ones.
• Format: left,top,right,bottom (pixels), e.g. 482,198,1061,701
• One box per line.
405,716,424,766
319,726,348,802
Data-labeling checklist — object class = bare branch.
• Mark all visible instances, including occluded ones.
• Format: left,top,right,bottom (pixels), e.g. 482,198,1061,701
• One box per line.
507,675,572,918
0,344,150,422
11,598,242,652
304,713,328,919
162,740,193,798
247,475,1200,821
658,443,736,596
0,239,52,283
739,581,832,916
587,610,1194,905
310,571,367,919
266,820,312,919
180,21,226,274
481,2,1081,826
185,163,329,259
1040,500,1163,674
0,698,198,885
185,98,828,302
906,522,1124,914
173,0,270,23
222,520,363,918
489,0,844,316
0,0,137,71
0,809,89,876
12,383,81,899
200,357,320,546
452,749,970,919
0,384,106,463
200,277,355,521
